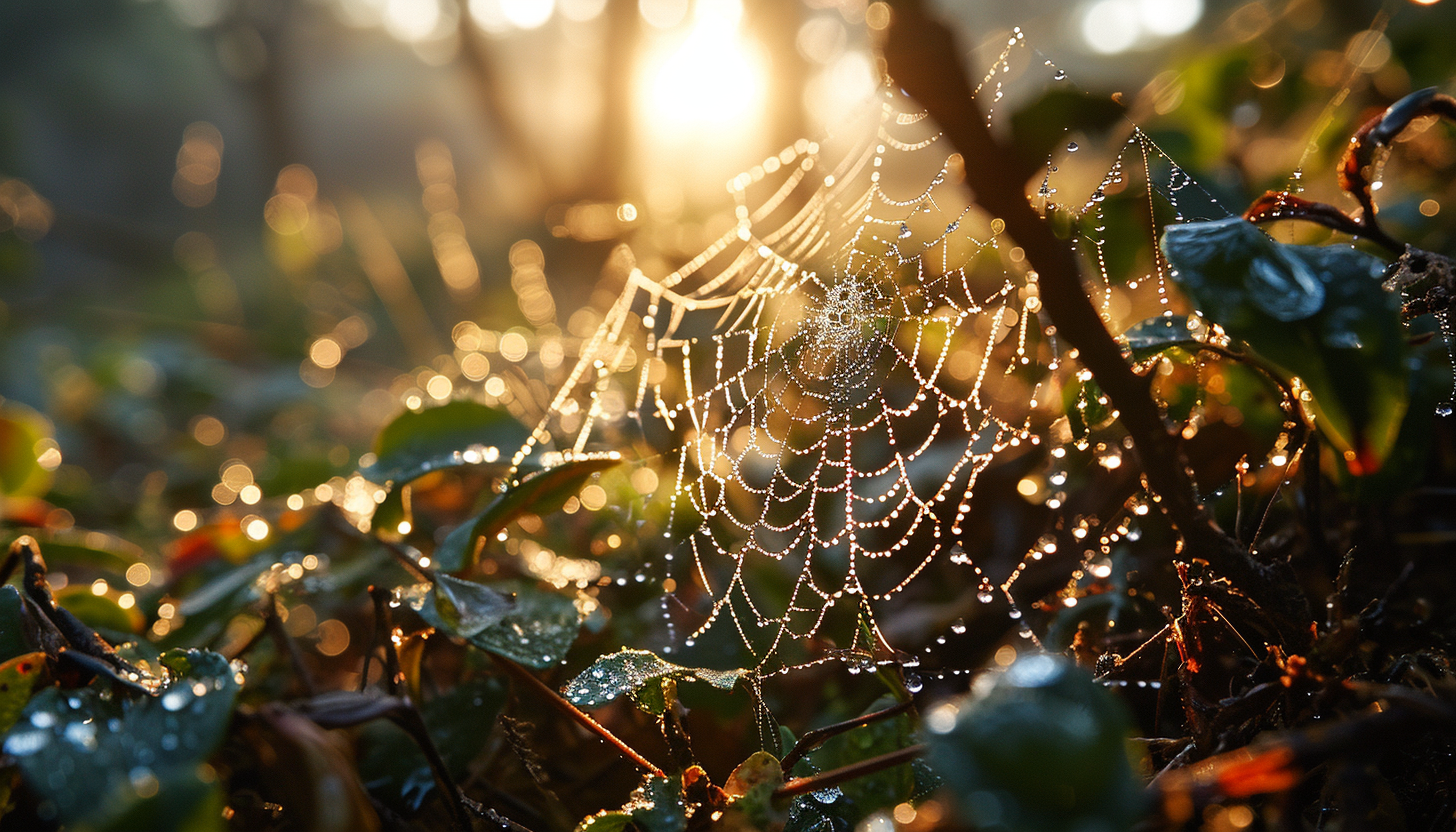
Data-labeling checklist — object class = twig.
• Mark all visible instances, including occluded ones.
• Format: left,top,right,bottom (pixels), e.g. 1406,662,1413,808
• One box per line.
362,585,394,693
391,705,475,832
773,744,925,800
490,654,666,778
1246,88,1456,255
880,0,1308,645
264,594,319,697
780,700,917,775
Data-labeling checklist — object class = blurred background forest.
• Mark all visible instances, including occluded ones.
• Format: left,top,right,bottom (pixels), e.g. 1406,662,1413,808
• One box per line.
3,0,1456,616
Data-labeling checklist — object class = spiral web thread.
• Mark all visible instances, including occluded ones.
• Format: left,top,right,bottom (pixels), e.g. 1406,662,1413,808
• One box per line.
511,31,1226,676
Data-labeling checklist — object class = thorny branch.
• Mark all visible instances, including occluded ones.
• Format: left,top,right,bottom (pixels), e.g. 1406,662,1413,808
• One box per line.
880,0,1309,645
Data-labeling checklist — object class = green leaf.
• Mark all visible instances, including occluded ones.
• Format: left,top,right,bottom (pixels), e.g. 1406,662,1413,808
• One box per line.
464,583,581,669
1122,314,1206,360
400,580,582,670
15,529,144,575
921,654,1144,832
56,587,143,638
575,811,633,832
628,774,688,832
0,652,46,735
1162,218,1409,473
576,774,687,832
364,400,530,487
87,778,227,832
563,648,747,714
725,751,788,829
402,574,513,638
433,455,623,571
0,587,29,663
0,403,54,498
2,648,242,831
1162,216,1326,322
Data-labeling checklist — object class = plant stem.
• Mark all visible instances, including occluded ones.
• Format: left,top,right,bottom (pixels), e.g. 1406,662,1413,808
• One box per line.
773,744,924,800
490,654,666,778
780,700,916,775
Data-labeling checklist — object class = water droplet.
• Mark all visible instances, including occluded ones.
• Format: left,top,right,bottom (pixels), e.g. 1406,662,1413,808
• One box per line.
950,619,967,634
1066,141,1079,152
4,729,49,756
905,673,923,693
899,223,911,239
1053,69,1067,80
64,722,97,750
811,786,844,804
976,590,994,604
1438,403,1453,417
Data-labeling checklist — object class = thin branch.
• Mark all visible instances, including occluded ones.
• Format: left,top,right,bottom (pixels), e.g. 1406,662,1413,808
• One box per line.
390,705,475,832
490,654,666,779
264,594,319,697
780,700,916,775
773,744,925,800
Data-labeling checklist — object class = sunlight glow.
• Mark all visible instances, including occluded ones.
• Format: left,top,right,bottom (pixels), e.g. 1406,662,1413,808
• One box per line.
384,0,443,42
1081,0,1141,54
500,0,554,29
559,0,607,20
1139,0,1202,36
1081,0,1202,53
639,0,689,29
639,0,764,140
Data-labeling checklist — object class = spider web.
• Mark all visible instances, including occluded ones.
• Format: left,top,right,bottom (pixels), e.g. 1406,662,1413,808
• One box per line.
511,31,1226,675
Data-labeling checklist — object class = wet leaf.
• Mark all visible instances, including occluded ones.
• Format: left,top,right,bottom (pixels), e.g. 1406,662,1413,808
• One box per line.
433,455,623,571
1162,218,1410,473
408,574,514,638
722,751,787,830
1162,216,1326,323
364,400,530,487
563,648,747,714
462,582,582,669
921,654,1145,832
1122,315,1205,360
633,774,689,832
1,648,243,830
0,652,46,734
576,811,633,832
